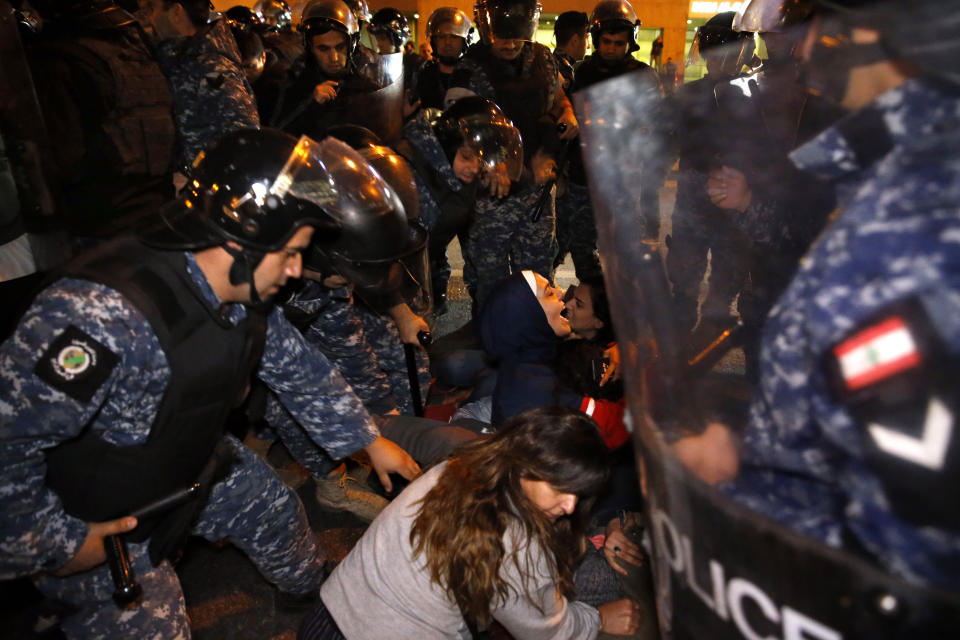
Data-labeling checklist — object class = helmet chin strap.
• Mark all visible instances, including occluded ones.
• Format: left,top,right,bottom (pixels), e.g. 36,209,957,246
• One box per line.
223,244,266,305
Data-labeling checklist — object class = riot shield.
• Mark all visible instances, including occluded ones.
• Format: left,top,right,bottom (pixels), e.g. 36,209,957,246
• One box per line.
346,50,403,143
575,54,960,640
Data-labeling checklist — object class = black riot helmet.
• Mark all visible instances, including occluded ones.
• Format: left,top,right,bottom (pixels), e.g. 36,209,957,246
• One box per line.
688,10,755,77
305,128,431,313
254,0,292,31
433,96,523,181
226,5,262,31
141,129,345,303
427,7,474,61
588,0,641,53
368,8,410,51
324,124,420,220
300,0,359,52
474,0,541,44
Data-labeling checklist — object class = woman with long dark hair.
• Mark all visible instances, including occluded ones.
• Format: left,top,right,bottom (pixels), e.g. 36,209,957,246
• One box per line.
300,406,641,639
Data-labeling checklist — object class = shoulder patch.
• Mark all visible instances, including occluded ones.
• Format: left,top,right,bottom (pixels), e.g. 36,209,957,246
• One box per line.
832,316,921,391
34,325,119,403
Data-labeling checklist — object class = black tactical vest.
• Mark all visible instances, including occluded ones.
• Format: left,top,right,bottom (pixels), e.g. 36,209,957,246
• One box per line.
45,239,266,563
476,43,554,160
46,29,176,178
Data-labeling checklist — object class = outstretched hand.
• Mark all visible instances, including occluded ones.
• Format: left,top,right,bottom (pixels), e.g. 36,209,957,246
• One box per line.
364,436,421,493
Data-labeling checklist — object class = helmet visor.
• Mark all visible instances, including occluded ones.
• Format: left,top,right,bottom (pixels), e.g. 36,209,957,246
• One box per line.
341,222,432,314
145,133,346,251
460,119,524,181
485,0,541,41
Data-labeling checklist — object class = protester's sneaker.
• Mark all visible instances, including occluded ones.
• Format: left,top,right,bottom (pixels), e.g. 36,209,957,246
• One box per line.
314,464,388,522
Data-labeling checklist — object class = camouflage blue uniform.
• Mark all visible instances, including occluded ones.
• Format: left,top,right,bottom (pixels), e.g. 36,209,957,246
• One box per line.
0,252,379,638
448,42,561,305
398,113,477,301
283,280,430,417
723,78,960,589
155,18,261,167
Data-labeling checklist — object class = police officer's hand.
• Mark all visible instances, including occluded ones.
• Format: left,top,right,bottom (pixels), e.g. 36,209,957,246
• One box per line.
314,80,340,104
597,598,642,635
671,422,739,485
364,436,421,493
388,303,429,345
706,166,752,212
54,516,138,576
556,109,579,139
532,151,557,186
481,162,511,198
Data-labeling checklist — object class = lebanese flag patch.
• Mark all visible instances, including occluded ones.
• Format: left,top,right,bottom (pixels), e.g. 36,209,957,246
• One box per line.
833,316,921,391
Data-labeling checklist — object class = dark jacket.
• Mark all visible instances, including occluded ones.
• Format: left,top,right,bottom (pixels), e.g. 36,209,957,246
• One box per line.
479,273,626,448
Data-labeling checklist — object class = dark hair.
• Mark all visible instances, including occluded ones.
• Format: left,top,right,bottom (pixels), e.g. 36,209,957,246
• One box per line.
554,10,588,46
578,276,614,344
410,406,609,625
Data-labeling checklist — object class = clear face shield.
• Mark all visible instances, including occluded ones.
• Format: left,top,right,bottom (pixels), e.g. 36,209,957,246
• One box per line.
304,137,432,313
154,134,344,251
573,17,959,635
459,118,524,182
687,26,756,78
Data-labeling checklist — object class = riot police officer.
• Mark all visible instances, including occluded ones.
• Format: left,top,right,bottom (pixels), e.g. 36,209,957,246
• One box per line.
412,7,474,111
679,0,960,591
367,7,420,101
397,96,523,314
367,7,409,55
27,0,177,240
140,0,261,168
446,0,577,307
268,0,378,138
573,0,653,89
0,129,421,637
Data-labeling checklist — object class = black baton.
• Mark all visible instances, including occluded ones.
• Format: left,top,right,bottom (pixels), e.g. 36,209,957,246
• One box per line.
103,483,200,608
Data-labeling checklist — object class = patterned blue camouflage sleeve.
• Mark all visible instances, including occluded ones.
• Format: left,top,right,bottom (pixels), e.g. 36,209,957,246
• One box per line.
284,281,397,414
257,306,380,460
0,279,168,577
158,19,261,165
